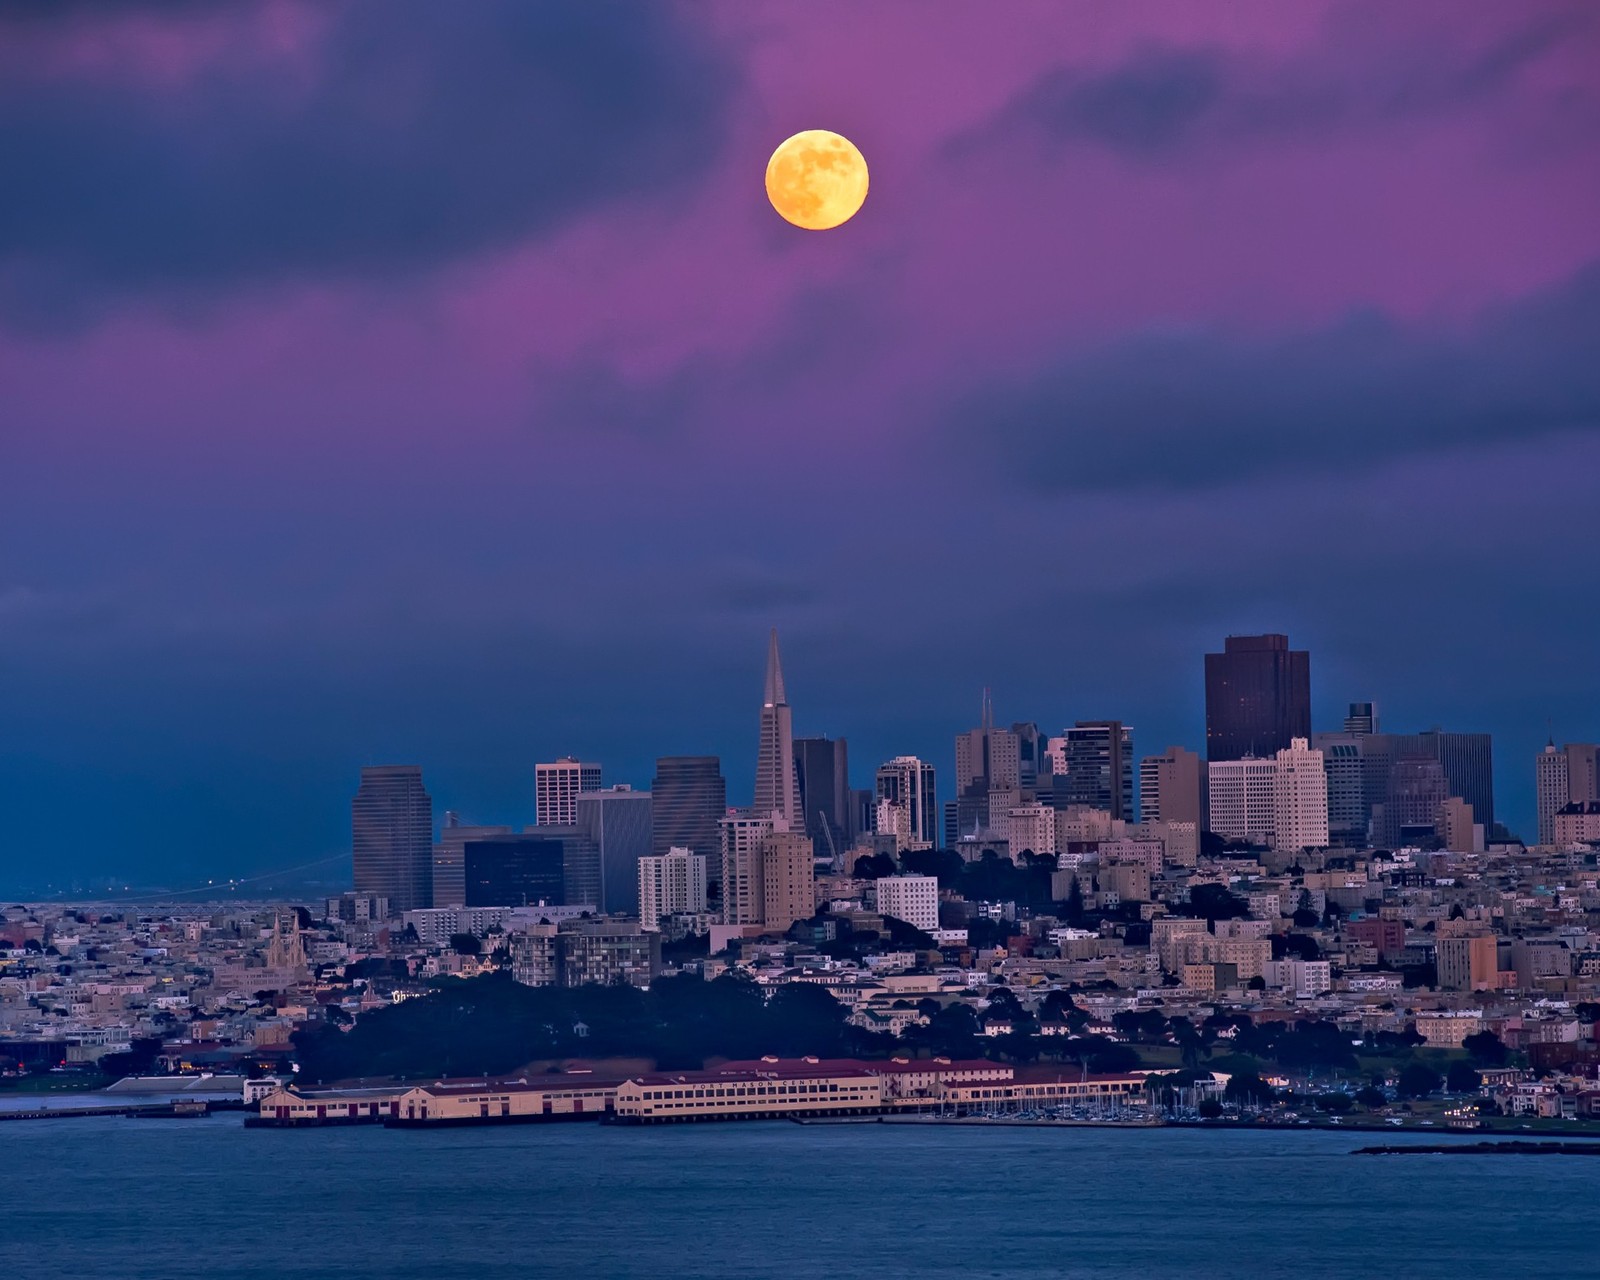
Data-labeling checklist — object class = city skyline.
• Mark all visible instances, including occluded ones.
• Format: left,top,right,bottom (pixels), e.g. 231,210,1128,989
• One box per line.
3,1,1598,889
2,621,1591,894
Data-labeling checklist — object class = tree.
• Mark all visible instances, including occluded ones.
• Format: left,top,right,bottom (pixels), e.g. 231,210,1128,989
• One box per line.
1186,884,1250,921
852,853,898,879
1462,1030,1509,1067
1197,1097,1225,1119
448,933,482,956
1061,876,1086,926
1354,1085,1388,1109
1223,1073,1274,1109
1396,1063,1442,1099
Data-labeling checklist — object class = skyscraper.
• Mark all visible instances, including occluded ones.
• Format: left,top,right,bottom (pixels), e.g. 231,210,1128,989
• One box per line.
1387,731,1494,831
875,755,938,851
351,765,433,914
1536,741,1600,844
720,811,772,926
753,629,800,826
431,812,512,908
760,829,815,932
1272,737,1329,852
1536,742,1568,846
1139,746,1202,827
1204,634,1311,762
794,735,850,860
575,785,653,916
535,757,601,826
1343,702,1379,735
1057,721,1136,821
953,696,1021,838
650,756,726,862
1371,756,1451,848
464,834,567,908
1312,734,1371,846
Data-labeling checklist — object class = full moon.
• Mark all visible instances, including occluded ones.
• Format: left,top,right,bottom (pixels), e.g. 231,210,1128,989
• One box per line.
765,130,869,231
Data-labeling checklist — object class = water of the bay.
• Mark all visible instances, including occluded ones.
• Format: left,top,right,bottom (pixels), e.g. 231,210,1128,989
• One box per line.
4,1115,1595,1279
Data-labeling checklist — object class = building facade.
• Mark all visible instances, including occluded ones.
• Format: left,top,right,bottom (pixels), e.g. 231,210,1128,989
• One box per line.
794,735,851,862
1204,633,1311,762
1207,757,1278,845
876,874,940,933
574,786,653,916
1138,745,1202,828
638,848,709,932
1055,721,1136,821
534,758,601,827
875,756,938,852
352,765,434,914
650,756,726,864
1272,737,1329,852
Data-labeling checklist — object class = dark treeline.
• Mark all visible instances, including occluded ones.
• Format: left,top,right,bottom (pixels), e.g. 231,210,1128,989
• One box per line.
290,965,1508,1087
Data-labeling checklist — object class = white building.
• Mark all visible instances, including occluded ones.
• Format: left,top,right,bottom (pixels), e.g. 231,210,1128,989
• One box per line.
638,847,708,932
1207,757,1277,844
875,874,940,934
1272,737,1329,851
535,757,601,826
1263,958,1333,998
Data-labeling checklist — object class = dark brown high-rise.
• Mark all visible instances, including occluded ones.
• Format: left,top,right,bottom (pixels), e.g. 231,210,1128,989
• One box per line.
1204,634,1311,762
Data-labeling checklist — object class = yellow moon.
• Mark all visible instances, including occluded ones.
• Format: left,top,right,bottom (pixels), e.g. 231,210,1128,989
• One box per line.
765,130,869,231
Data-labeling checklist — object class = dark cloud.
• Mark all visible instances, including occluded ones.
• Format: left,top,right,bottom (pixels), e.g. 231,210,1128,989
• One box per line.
953,10,1586,157
958,261,1600,494
0,0,733,323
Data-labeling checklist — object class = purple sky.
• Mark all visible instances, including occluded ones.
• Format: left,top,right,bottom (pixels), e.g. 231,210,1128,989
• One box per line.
3,0,1598,889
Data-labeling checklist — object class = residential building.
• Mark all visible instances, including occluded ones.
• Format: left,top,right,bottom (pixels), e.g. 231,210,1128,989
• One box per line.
1004,803,1057,857
1054,721,1135,821
1436,933,1500,992
1537,742,1600,844
876,874,940,934
720,812,772,926
352,765,433,915
1139,746,1202,828
510,920,661,989
760,829,816,932
638,848,709,932
1554,801,1600,846
876,756,938,852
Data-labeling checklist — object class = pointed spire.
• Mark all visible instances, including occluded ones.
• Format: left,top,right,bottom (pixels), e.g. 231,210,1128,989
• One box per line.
764,627,787,707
